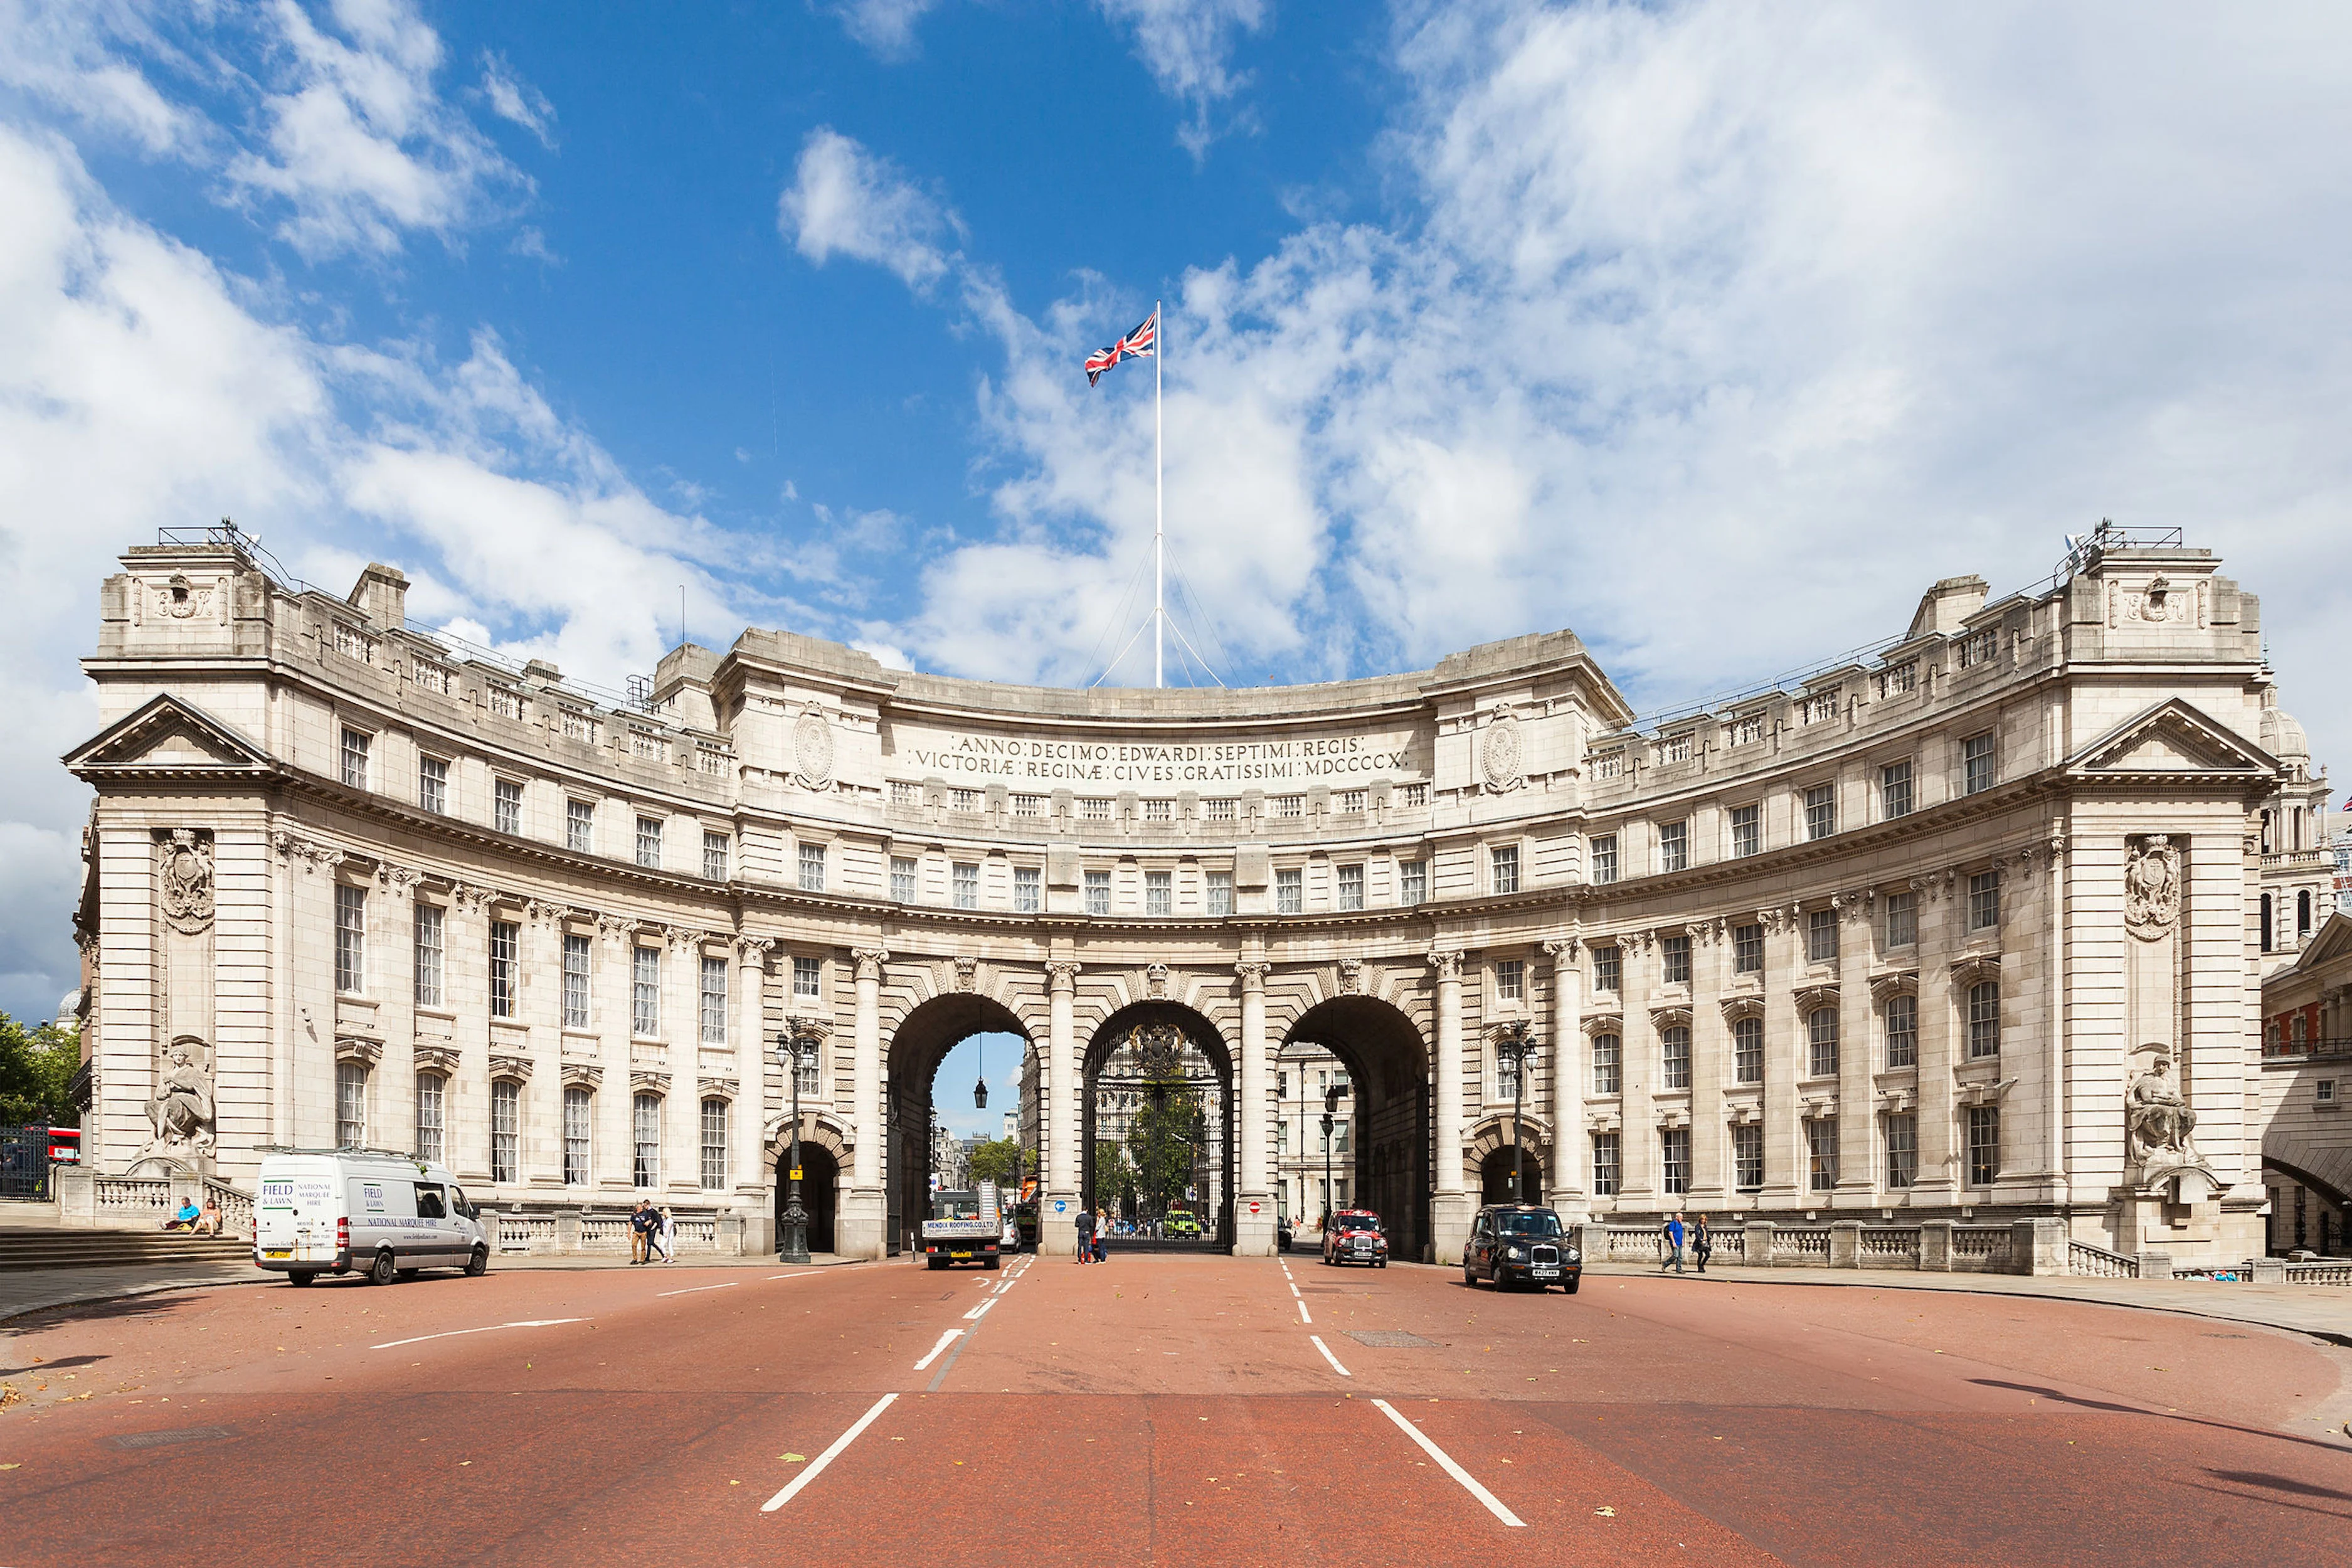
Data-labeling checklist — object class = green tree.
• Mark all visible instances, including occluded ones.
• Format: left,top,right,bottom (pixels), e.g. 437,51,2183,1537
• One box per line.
965,1135,1026,1190
1126,1081,1204,1219
1089,1138,1135,1209
0,1012,80,1127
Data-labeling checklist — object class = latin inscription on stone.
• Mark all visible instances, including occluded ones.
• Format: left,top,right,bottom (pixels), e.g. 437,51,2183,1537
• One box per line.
896,730,1415,785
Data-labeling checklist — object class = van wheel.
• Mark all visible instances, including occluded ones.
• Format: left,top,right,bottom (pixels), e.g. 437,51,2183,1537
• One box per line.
289,1271,315,1288
368,1251,398,1286
465,1246,489,1277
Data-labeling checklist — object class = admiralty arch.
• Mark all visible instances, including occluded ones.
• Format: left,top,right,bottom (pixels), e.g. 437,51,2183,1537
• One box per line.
63,527,2326,1269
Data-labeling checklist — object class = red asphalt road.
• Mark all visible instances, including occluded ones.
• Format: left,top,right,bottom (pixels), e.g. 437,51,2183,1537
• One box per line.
1,1251,2348,1567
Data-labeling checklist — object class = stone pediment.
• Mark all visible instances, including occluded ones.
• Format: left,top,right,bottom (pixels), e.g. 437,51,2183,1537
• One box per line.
65,694,272,779
2065,697,2275,780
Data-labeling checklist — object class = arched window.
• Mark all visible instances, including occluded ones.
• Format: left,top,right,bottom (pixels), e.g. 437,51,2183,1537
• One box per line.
1807,1009,1839,1078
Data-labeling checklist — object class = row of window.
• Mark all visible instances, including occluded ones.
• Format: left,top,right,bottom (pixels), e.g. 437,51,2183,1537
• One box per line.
890,858,1443,916
1579,877,2000,992
1588,1107,2001,1196
1586,734,1998,882
357,1066,738,1189
1582,985,2000,1095
889,782,1431,820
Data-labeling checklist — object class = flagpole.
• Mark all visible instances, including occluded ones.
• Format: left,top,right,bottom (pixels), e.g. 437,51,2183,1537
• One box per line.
1153,299,1164,689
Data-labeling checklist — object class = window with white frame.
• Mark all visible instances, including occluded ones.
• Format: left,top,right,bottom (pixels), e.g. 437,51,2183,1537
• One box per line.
1591,1032,1621,1095
1275,867,1303,914
1336,863,1364,911
1145,869,1171,916
891,857,918,903
1661,1128,1691,1194
1969,869,2001,931
1590,834,1619,884
792,955,822,1001
704,832,729,881
495,778,523,835
1661,933,1691,985
1732,921,1763,974
701,1098,729,1190
632,945,660,1036
415,1072,446,1164
1084,869,1111,916
1733,1015,1764,1083
334,883,366,993
418,755,448,815
489,919,519,1018
1883,993,1917,1068
1491,843,1521,894
635,815,663,869
1806,908,1838,965
1203,797,1236,821
700,954,728,1044
1592,945,1621,993
1885,888,1918,948
1495,958,1523,1002
632,1093,661,1187
1658,820,1688,874
1808,1008,1839,1077
339,726,371,790
1963,731,1996,795
1204,870,1233,917
413,902,444,1008
1966,1105,2000,1186
563,932,591,1029
954,862,980,910
336,1060,366,1147
1807,1117,1838,1190
1730,804,1761,859
1012,792,1044,818
1591,1131,1621,1195
564,1086,592,1185
797,842,826,892
1967,980,2001,1058
1733,1123,1764,1190
1014,865,1042,913
796,1041,822,1097
566,798,594,853
1885,1111,1917,1187
1496,1044,1524,1101
1804,783,1837,840
1881,759,1914,819
1661,1024,1692,1089
492,1080,520,1184
1397,860,1426,906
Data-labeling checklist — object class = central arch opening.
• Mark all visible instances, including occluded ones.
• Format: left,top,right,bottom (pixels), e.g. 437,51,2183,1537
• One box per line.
1279,996,1432,1262
1083,1001,1234,1252
884,994,1037,1256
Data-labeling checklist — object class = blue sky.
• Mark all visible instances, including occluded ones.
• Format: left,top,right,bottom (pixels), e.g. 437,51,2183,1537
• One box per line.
3,1,2350,1042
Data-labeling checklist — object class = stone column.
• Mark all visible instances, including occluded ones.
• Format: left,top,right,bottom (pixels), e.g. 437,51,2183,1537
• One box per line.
734,938,772,1253
1616,934,1658,1209
1234,957,1274,1256
2040,830,2070,1206
1042,958,1081,1256
837,946,888,1261
1913,875,1961,1204
1685,924,1729,1209
1545,939,1584,1216
1760,911,1801,1204
1431,949,1473,1261
1835,893,1876,1209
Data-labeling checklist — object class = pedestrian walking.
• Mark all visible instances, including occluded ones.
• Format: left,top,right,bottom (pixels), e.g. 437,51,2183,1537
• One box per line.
629,1199,654,1264
1074,1204,1095,1264
1691,1213,1712,1274
1093,1207,1110,1263
1660,1211,1687,1274
656,1205,676,1263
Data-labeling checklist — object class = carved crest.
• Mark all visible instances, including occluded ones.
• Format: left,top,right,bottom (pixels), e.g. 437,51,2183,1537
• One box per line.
2123,834,2181,941
1480,707,1525,794
1146,962,1169,999
160,829,215,934
793,706,835,791
1337,958,1364,995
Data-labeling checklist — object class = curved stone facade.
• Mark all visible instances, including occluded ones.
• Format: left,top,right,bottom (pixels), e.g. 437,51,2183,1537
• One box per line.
66,534,2297,1264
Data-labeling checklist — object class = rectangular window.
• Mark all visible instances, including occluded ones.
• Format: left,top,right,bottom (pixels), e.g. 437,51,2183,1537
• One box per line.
1592,946,1621,993
699,954,728,1044
416,755,448,815
1806,908,1838,965
1660,933,1691,986
1273,795,1304,818
1661,1128,1690,1195
1966,1106,2000,1187
633,1094,661,1188
1203,797,1236,821
339,726,370,790
1143,869,1171,917
1884,993,1918,1068
1336,863,1364,912
1495,1042,1522,1101
492,1081,520,1185
1658,820,1688,873
564,1086,592,1185
1881,760,1914,820
566,798,594,854
336,1061,366,1147
891,857,918,903
700,1099,729,1190
1661,1024,1691,1090
954,862,981,911
495,778,523,835
1397,861,1426,906
415,1073,445,1165
1591,1132,1621,1197
1963,731,1996,795
1495,958,1523,1002
1733,1124,1764,1191
413,902,444,1008
793,955,822,1001
1591,1033,1622,1095
489,920,519,1019
1084,869,1112,916
1807,1118,1839,1192
632,946,660,1036
704,832,729,881
1969,870,2000,932
334,883,366,993
1012,793,1044,818
1808,1007,1839,1078
1885,889,1918,948
1730,805,1761,859
1276,867,1303,914
1204,870,1234,917
1014,865,1042,913
563,931,591,1029
1804,783,1837,840
797,1042,821,1098
1733,922,1764,975
798,842,826,893
1885,1113,1917,1189
1968,980,2001,1059
635,815,663,869
1733,1016,1764,1083
1143,798,1172,822
1589,834,1618,885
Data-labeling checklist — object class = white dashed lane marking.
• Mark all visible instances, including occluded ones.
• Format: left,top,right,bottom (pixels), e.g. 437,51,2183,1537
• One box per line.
1308,1335,1352,1377
657,1281,739,1298
761,1393,898,1513
370,1318,588,1352
1372,1399,1525,1527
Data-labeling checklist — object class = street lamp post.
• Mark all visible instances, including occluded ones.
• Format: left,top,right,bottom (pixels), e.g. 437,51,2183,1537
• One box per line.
1497,1025,1537,1204
775,1029,814,1264
1320,1084,1338,1233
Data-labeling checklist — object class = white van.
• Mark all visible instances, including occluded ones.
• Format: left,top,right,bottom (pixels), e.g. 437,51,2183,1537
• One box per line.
253,1149,489,1286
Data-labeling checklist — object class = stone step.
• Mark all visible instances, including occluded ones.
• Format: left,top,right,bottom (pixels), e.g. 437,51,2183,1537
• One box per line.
0,1229,253,1271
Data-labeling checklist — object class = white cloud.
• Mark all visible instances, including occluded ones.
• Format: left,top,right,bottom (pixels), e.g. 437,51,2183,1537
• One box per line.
478,48,555,147
1093,0,1268,157
779,127,958,290
830,0,942,60
0,0,201,156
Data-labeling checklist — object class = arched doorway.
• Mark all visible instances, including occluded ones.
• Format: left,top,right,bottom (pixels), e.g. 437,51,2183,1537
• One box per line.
1280,997,1431,1263
778,1143,840,1254
1084,1002,1234,1251
883,993,1039,1257
1480,1147,1544,1205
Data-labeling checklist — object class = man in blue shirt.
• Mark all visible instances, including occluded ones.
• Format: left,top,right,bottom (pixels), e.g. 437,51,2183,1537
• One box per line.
1660,1212,1686,1273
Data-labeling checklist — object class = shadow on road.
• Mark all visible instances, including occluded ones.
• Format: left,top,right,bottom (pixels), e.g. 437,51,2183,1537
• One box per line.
1972,1378,2352,1459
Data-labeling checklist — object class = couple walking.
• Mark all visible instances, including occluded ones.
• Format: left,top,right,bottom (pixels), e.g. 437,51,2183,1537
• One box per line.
1072,1205,1111,1264
630,1199,674,1264
1659,1212,1713,1274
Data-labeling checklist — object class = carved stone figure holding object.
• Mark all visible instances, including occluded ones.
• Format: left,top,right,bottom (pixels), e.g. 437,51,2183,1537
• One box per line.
2126,1051,2196,1163
145,1036,217,1158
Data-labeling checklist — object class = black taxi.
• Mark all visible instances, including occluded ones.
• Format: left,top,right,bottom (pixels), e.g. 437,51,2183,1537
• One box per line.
1463,1203,1580,1292
1320,1208,1388,1268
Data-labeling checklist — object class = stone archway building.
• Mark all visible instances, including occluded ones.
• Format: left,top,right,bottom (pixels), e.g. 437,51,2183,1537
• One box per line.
64,531,2311,1266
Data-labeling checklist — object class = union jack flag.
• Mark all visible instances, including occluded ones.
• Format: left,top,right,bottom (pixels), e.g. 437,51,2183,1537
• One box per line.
1084,309,1158,386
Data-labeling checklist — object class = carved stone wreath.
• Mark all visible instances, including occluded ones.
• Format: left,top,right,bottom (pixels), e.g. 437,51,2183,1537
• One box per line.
793,706,835,792
1480,707,1524,794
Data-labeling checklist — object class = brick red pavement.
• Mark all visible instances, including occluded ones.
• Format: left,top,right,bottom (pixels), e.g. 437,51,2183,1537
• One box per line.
0,1251,2346,1566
